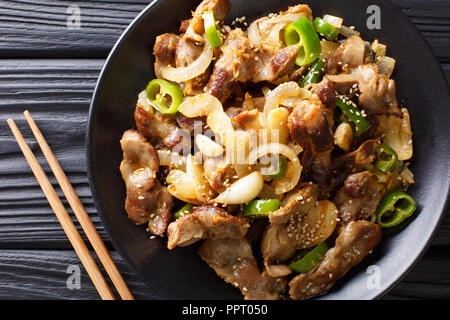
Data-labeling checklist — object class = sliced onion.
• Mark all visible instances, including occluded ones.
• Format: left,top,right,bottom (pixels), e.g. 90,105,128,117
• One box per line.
195,134,223,157
186,154,215,202
376,56,396,78
297,200,338,249
157,149,186,170
266,107,289,144
323,14,343,28
263,82,311,119
215,171,264,204
180,94,251,177
248,14,304,52
339,25,360,38
383,108,413,161
166,169,201,204
248,16,268,48
160,38,213,83
247,143,302,194
179,94,234,142
320,39,339,59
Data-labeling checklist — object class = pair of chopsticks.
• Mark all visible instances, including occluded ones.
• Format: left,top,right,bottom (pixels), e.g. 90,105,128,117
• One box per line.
7,111,134,300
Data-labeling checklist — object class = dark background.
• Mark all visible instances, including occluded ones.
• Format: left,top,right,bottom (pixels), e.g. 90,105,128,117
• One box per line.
0,0,449,299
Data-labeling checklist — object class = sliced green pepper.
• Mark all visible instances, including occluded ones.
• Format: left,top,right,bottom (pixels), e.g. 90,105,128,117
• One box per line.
267,156,288,180
313,17,340,40
243,199,281,218
173,203,194,220
290,242,329,273
146,79,183,114
284,17,322,67
376,190,417,228
202,10,223,48
374,143,398,174
335,97,371,136
300,58,327,87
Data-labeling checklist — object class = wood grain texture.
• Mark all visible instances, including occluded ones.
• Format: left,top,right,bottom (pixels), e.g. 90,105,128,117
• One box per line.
0,249,157,299
0,246,449,300
0,59,109,248
0,0,449,61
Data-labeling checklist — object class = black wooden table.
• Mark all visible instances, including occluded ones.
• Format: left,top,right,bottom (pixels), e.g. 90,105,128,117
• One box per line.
0,0,449,300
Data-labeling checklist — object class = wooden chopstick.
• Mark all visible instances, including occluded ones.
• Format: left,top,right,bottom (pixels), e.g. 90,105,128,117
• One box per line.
7,117,115,300
22,111,134,300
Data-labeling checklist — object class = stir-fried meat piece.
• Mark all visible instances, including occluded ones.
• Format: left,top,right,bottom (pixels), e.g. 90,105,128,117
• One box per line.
252,45,299,83
119,130,172,235
249,4,312,54
355,64,402,117
198,238,287,300
205,29,256,101
269,183,319,224
288,100,334,185
327,65,402,117
167,205,249,249
206,29,299,102
175,37,211,96
183,0,232,43
154,33,180,65
134,91,190,151
261,224,297,277
329,139,379,192
301,149,332,186
288,100,334,154
261,184,320,277
231,109,265,131
289,220,381,300
167,0,231,95
290,66,308,82
176,113,203,136
203,156,237,193
225,106,244,120
315,78,336,109
328,36,367,73
153,33,180,79
334,172,385,225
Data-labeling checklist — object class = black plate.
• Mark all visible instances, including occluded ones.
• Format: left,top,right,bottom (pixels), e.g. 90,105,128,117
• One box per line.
87,0,450,299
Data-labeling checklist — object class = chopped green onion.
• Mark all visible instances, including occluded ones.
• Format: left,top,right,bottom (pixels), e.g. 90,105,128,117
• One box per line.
145,79,183,114
202,10,223,48
300,58,327,87
374,143,398,174
335,97,370,137
313,17,340,40
290,242,329,273
173,203,194,220
376,190,417,228
284,17,321,67
267,156,288,181
243,199,281,218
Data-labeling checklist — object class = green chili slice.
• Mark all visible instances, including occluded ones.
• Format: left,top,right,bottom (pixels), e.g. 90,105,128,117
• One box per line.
146,79,183,114
300,58,327,87
374,143,399,174
243,199,281,218
284,17,321,67
267,156,288,180
290,242,329,273
202,10,223,48
173,203,194,220
376,190,417,228
335,97,370,136
313,17,340,41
